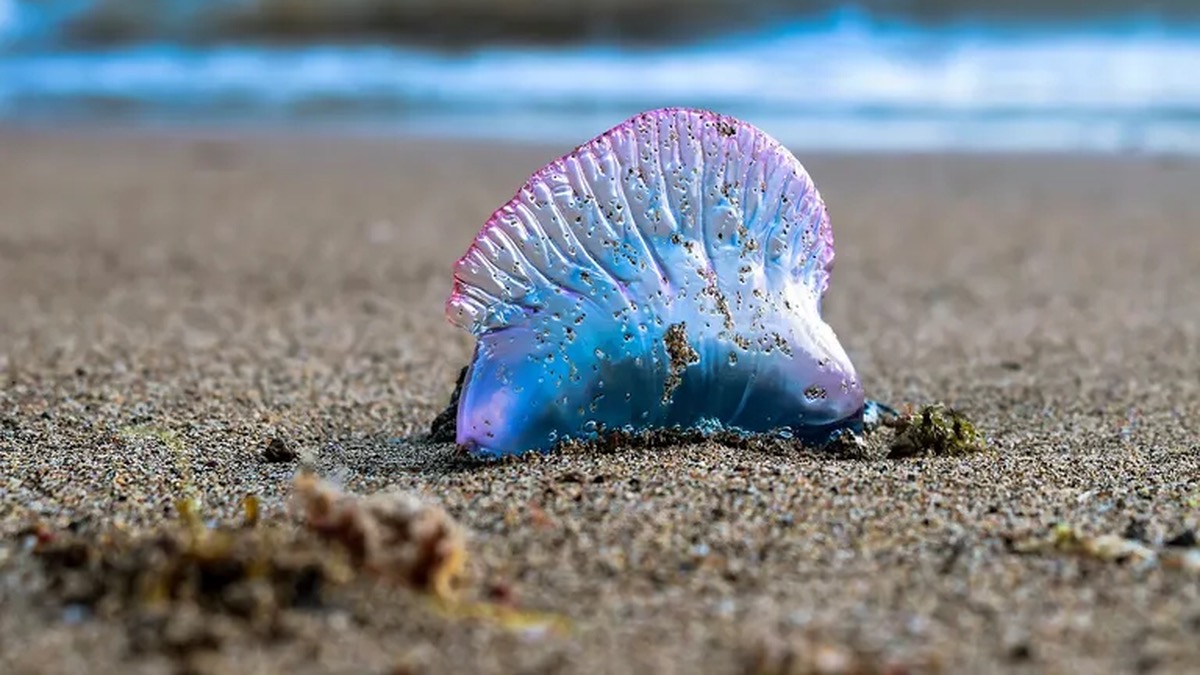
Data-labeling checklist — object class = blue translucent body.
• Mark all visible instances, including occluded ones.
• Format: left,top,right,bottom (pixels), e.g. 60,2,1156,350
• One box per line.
447,108,864,456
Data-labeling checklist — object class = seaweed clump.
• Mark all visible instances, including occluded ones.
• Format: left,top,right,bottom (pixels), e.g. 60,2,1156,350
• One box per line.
886,404,984,458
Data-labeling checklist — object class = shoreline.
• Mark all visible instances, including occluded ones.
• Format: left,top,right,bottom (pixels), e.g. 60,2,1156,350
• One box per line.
5,120,1200,161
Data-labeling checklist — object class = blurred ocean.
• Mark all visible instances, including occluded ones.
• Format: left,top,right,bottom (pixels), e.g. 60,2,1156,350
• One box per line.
2,0,1199,153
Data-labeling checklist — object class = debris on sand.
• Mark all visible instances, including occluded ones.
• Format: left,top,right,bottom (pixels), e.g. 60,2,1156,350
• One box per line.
23,471,566,665
29,496,353,655
293,472,467,598
818,429,889,461
1010,524,1200,575
886,404,985,458
816,401,982,461
262,436,298,463
290,473,569,635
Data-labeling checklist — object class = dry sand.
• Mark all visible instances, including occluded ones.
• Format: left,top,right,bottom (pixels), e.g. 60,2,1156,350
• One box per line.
0,130,1198,674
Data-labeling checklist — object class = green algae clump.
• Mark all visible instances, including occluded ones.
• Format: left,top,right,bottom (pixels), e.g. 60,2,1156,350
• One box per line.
887,404,984,458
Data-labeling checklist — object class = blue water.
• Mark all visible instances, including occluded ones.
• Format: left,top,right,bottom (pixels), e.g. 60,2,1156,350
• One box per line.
2,7,1199,153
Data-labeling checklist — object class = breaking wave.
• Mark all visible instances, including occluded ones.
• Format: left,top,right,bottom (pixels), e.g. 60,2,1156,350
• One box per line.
2,2,1199,152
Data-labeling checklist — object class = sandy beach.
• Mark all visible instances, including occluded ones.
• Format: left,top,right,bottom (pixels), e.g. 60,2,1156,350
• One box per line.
1,130,1198,674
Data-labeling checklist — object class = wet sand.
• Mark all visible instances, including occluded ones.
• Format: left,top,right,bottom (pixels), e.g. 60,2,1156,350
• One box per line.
1,130,1198,674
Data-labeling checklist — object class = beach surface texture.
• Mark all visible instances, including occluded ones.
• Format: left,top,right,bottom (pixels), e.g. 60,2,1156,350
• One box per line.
1,132,1198,673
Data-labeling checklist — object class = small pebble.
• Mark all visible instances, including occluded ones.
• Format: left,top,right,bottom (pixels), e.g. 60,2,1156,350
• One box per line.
262,437,298,463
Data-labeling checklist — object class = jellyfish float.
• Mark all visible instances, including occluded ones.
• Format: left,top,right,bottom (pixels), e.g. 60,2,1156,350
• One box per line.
445,107,869,457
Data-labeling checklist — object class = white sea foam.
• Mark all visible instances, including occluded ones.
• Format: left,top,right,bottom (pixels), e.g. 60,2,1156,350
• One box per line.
1,15,1199,153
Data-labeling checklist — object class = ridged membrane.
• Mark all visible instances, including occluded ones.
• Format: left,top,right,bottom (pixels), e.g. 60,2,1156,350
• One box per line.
446,107,863,456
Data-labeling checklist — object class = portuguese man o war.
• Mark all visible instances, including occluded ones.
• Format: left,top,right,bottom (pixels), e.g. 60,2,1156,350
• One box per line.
445,107,869,457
